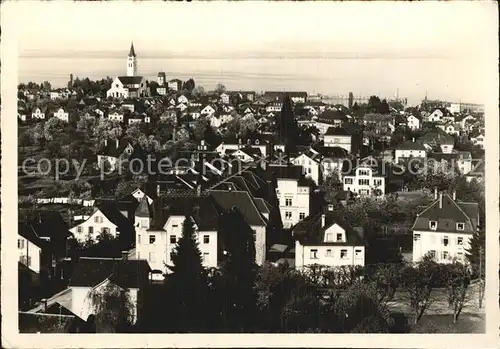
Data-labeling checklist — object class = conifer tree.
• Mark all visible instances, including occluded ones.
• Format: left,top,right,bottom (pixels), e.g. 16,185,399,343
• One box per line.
165,214,209,332
465,228,485,276
276,93,299,156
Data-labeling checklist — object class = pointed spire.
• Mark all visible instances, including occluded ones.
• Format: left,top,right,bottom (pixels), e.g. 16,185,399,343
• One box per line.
129,42,136,57
135,196,150,217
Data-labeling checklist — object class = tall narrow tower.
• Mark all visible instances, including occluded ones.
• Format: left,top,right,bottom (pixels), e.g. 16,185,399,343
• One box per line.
127,42,137,77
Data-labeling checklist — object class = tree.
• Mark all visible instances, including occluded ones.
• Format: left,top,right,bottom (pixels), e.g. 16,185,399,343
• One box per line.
320,170,343,206
215,83,226,94
88,282,135,333
401,254,438,324
183,78,196,93
42,81,51,91
93,118,123,143
442,262,471,323
77,115,97,138
218,207,258,331
277,93,299,155
239,116,258,136
43,117,66,141
192,86,205,97
165,215,210,332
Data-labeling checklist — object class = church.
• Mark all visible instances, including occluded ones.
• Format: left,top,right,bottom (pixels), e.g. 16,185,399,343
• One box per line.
106,43,147,99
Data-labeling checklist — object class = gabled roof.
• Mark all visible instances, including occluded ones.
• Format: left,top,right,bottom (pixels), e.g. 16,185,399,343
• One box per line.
69,257,150,289
411,193,478,234
26,211,72,241
117,76,143,86
293,212,365,246
135,196,151,218
394,140,427,151
325,126,351,136
211,190,267,227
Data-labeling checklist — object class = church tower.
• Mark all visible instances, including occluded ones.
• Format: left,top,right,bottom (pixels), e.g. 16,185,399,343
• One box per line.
127,42,137,77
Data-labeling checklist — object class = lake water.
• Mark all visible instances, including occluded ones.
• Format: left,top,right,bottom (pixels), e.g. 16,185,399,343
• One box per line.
18,56,484,106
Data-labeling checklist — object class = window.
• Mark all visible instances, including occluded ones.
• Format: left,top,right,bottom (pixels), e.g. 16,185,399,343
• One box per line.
414,233,421,241
344,178,353,185
202,252,209,263
94,216,102,224
336,233,342,242
172,224,178,229
203,235,210,244
442,236,449,246
149,235,156,244
456,223,465,231
77,226,83,233
285,198,292,206
88,226,94,235
429,221,437,230
170,235,176,244
18,239,24,249
358,179,370,186
285,212,292,220
457,237,464,245
340,249,348,259
326,249,332,257
358,169,369,176
101,227,109,235
355,249,362,258
299,212,306,220
149,252,156,263
429,250,436,259
310,249,318,259
374,179,382,187
441,251,449,260
326,233,333,242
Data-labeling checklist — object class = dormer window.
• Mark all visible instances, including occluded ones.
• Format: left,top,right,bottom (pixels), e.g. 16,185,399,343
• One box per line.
326,233,333,242
456,223,465,231
336,233,342,242
429,221,437,230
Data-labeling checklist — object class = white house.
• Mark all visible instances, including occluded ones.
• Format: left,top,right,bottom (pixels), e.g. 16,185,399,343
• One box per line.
293,210,365,268
411,192,479,264
292,150,321,185
201,105,216,116
31,108,45,120
220,93,230,104
18,229,43,274
69,207,122,243
134,197,218,281
53,107,69,122
324,127,352,153
168,79,182,92
272,166,311,228
108,111,124,122
178,95,189,104
50,91,61,100
342,164,385,197
471,134,485,149
407,115,421,130
394,140,427,163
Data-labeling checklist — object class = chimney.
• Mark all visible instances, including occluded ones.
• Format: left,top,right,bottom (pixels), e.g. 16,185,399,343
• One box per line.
321,214,325,228
121,251,128,260
453,190,456,201
104,139,108,147
434,187,438,200
439,193,443,209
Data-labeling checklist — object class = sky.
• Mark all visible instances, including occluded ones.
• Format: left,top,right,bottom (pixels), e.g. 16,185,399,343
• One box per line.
3,1,498,104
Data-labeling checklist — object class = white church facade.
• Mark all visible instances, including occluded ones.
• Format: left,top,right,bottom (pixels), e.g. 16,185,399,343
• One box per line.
106,43,147,99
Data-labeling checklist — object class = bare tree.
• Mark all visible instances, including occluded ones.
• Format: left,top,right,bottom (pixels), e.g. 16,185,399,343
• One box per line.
443,261,471,323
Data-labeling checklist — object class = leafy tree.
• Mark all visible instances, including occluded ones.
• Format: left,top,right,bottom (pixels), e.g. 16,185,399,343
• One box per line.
192,86,205,97
370,263,403,302
442,262,471,323
165,215,210,332
319,170,343,206
77,115,97,139
280,283,321,332
125,125,142,140
19,131,32,151
42,81,51,91
93,118,123,143
402,254,438,324
239,116,258,136
43,117,66,141
183,78,196,93
88,283,135,333
215,83,226,94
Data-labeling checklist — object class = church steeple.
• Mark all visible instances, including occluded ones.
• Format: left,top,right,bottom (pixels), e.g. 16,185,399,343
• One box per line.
129,42,136,57
126,42,137,77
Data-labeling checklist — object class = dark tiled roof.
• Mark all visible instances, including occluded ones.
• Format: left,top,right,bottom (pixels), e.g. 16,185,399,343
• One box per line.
411,194,478,234
18,223,46,248
117,76,143,86
69,257,150,289
27,211,71,240
394,140,427,151
293,212,365,246
325,127,351,136
418,129,454,145
315,146,349,158
211,190,267,226
135,196,150,217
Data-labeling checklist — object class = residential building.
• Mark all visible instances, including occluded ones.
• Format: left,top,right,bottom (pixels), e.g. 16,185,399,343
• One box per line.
168,79,182,92
407,114,421,130
341,163,386,197
53,107,69,122
96,138,134,172
324,127,352,152
411,191,479,264
31,107,46,120
292,150,321,184
293,209,365,268
157,72,166,86
263,91,307,104
394,140,427,163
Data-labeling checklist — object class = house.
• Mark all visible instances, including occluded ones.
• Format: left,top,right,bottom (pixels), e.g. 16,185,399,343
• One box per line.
168,79,182,92
429,151,473,175
411,191,479,264
317,147,349,181
53,107,69,122
177,95,189,104
201,105,216,116
394,139,427,163
324,127,352,153
219,93,230,104
69,204,132,244
96,138,136,172
407,114,421,130
134,196,220,280
31,107,46,120
65,256,151,324
268,165,312,228
108,110,124,122
419,129,455,154
471,134,485,149
292,150,321,184
293,208,365,268
341,163,386,197
106,76,147,99
157,72,166,86
225,146,263,163
315,111,347,134
50,91,61,100
436,122,460,136
18,223,45,275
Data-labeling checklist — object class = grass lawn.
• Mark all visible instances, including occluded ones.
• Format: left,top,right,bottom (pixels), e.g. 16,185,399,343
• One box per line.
411,313,485,333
